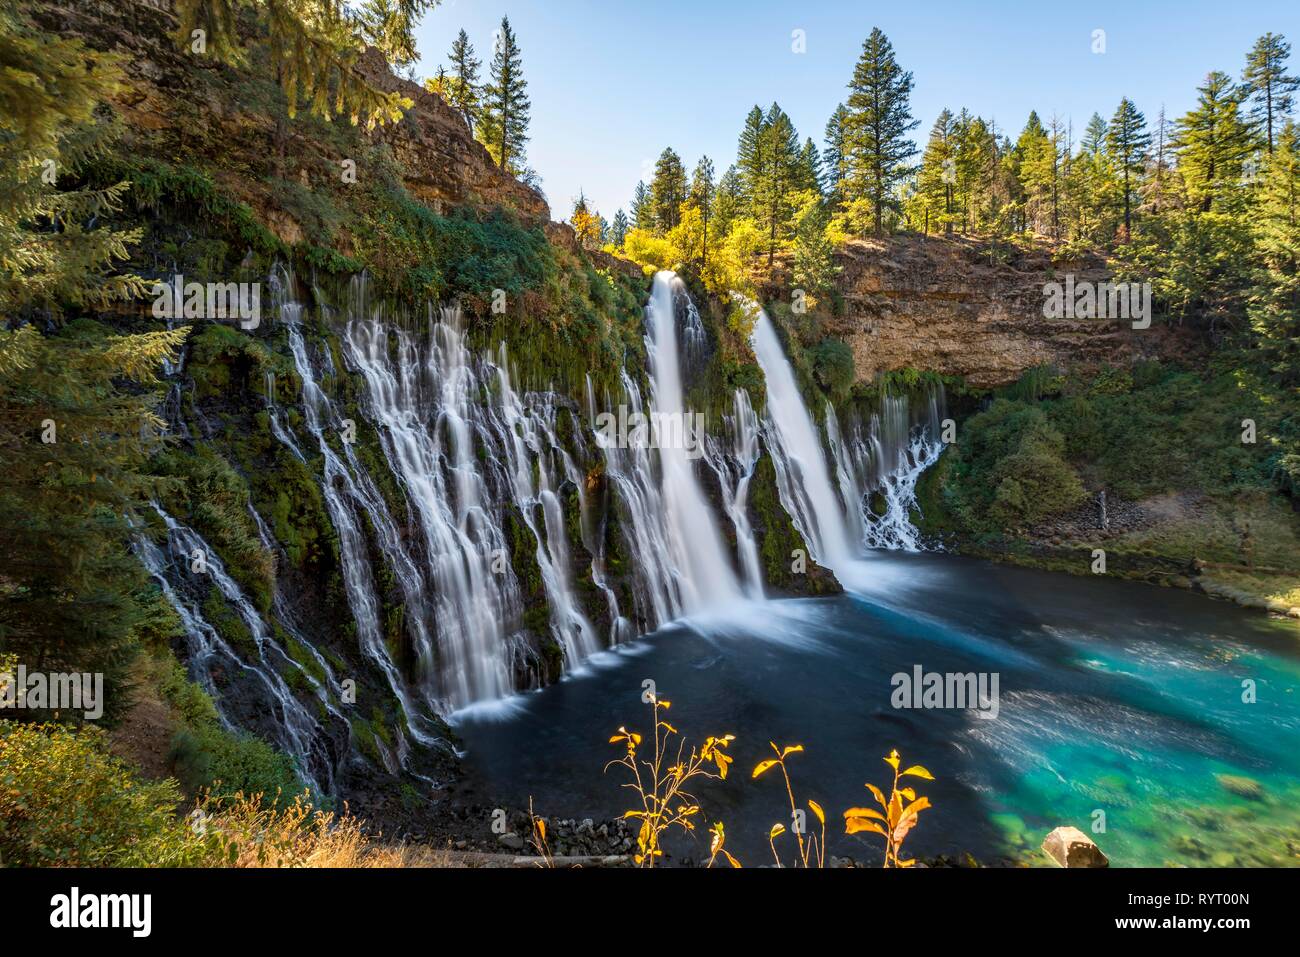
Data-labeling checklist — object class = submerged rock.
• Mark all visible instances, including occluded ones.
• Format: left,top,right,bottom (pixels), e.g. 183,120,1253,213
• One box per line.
1041,826,1109,868
1215,774,1265,801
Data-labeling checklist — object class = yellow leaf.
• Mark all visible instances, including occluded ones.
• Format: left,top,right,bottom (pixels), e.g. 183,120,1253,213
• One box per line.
884,750,900,770
864,782,888,810
661,722,678,734
808,799,825,825
843,807,885,822
901,765,934,780
769,824,786,839
845,819,888,837
659,700,671,709
536,819,546,841
898,857,917,868
622,810,644,819
752,759,778,778
723,850,742,868
780,744,805,759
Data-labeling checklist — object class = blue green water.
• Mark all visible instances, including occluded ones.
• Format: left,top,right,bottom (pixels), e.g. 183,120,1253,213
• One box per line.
454,554,1300,866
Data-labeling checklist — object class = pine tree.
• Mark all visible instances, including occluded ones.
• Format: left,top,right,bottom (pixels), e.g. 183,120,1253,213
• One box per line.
752,103,803,264
1016,112,1056,237
649,148,688,232
1107,98,1151,235
1,0,187,717
1176,71,1256,212
357,0,437,69
843,27,919,234
1249,120,1300,381
823,104,850,201
610,209,630,247
630,181,653,229
736,105,767,213
797,138,824,195
446,29,481,130
482,16,530,173
1243,33,1299,153
173,0,414,127
686,157,716,268
912,109,956,234
713,166,743,236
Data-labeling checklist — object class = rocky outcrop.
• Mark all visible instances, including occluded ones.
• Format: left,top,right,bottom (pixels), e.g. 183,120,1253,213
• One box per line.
821,235,1178,389
354,48,548,220
40,0,547,231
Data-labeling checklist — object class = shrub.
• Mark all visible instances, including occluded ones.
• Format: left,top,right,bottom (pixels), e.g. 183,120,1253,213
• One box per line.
0,721,205,866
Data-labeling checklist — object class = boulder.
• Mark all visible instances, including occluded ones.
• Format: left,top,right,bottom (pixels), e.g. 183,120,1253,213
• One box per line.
1041,826,1109,868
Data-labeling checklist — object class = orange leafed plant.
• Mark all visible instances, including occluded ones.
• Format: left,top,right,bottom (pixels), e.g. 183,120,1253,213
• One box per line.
606,692,735,867
843,749,934,868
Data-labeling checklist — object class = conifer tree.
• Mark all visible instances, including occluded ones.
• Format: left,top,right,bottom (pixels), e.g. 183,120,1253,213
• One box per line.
843,27,919,233
630,181,653,229
1176,71,1256,212
687,157,716,268
482,16,530,173
1,0,187,716
173,0,415,127
650,148,688,232
1243,33,1299,153
610,209,630,247
446,29,481,129
1107,98,1151,235
823,104,850,201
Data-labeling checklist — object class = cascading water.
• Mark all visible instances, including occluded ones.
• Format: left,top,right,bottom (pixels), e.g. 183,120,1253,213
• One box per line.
135,505,335,792
749,303,946,569
273,270,440,753
642,272,746,612
750,306,857,567
704,389,765,598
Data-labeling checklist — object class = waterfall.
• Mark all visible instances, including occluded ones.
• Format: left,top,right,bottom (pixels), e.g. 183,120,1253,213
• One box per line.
749,303,945,568
490,347,601,671
750,306,857,567
274,273,441,751
642,272,746,612
704,389,765,598
135,506,336,793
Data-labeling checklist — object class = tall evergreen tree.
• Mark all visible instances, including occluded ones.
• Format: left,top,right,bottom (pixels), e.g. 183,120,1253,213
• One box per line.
753,103,803,264
482,16,530,173
610,209,630,247
649,148,688,232
797,138,824,195
687,157,716,268
736,105,767,213
1,0,187,718
843,27,919,234
1243,33,1299,153
1176,71,1255,212
1249,120,1300,381
913,109,956,234
446,28,481,129
823,104,850,200
712,166,743,236
630,180,653,229
1107,98,1151,235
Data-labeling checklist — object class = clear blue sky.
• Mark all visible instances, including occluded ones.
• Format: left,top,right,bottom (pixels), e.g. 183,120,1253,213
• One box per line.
412,0,1299,221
